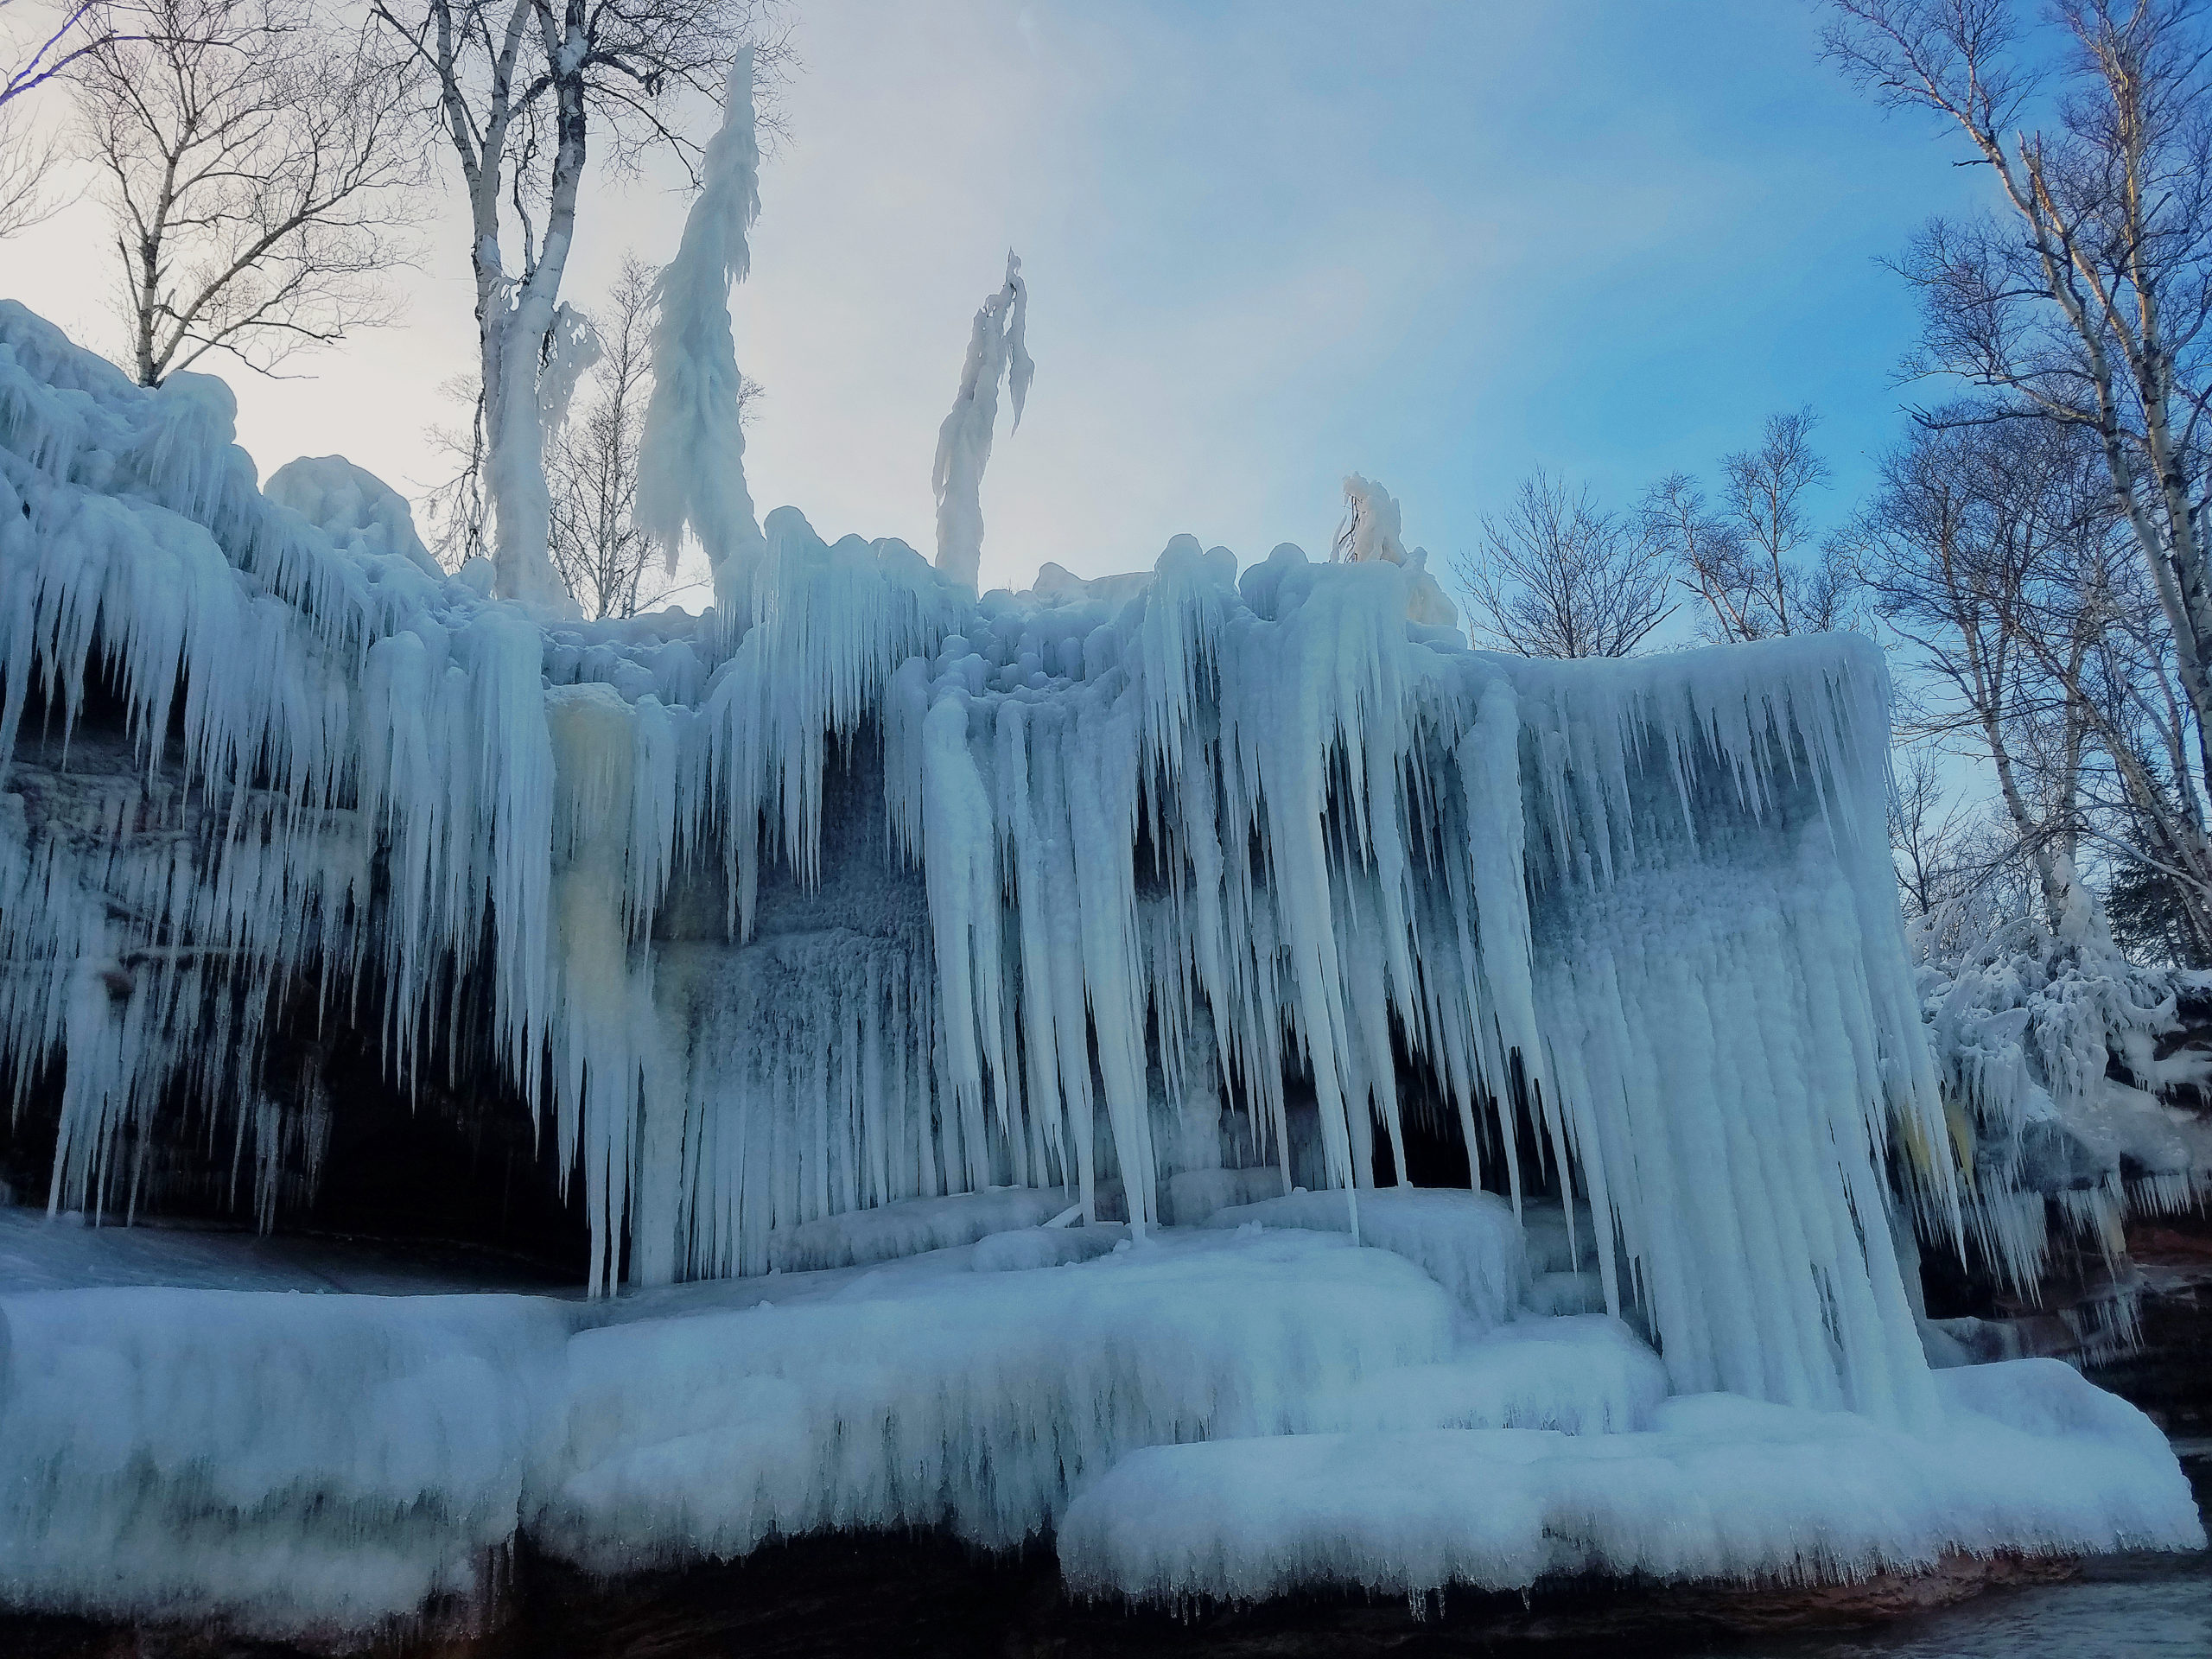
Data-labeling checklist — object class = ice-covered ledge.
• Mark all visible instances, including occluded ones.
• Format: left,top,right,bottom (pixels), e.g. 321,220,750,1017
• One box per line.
0,1194,2198,1640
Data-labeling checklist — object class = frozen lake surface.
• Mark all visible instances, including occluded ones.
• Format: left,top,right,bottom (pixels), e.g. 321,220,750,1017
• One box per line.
1700,1548,2212,1659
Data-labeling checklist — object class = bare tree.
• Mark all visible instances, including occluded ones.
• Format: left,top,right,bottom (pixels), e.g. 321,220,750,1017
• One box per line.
4,0,114,108
1823,0,2212,813
1644,412,1856,641
0,100,58,236
369,0,787,606
3,0,119,238
68,0,423,385
1641,473,1758,639
1890,743,1981,920
1455,470,1674,658
1722,408,1830,635
1857,408,2212,950
1857,416,2098,925
542,254,760,618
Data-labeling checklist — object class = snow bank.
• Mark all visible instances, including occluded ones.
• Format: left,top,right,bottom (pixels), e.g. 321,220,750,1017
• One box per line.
1058,1358,2203,1605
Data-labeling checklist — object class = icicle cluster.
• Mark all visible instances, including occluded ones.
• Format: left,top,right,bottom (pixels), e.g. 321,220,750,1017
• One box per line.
3,295,1975,1416
1909,907,2212,1307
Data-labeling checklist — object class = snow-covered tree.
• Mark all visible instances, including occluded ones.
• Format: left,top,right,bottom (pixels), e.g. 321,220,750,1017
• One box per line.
931,251,1033,590
633,48,764,607
370,0,785,611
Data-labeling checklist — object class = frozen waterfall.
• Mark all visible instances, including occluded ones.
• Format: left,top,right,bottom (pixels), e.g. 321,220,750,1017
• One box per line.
0,296,2201,1637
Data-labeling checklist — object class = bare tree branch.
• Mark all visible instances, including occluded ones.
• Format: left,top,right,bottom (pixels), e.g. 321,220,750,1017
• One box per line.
1453,470,1675,658
67,0,427,385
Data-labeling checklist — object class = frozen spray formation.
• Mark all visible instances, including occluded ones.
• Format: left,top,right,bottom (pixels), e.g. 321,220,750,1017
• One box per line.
0,290,1955,1402
931,251,1033,590
0,296,2202,1632
634,48,767,605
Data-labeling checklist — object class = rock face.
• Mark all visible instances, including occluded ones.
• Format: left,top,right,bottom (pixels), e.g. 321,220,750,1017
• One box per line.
0,1536,2100,1659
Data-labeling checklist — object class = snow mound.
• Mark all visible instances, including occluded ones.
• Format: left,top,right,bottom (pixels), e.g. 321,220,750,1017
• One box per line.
1058,1359,2204,1605
264,454,445,580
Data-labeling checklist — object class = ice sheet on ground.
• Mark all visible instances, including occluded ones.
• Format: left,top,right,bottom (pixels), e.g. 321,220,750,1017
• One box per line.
0,1203,575,1296
1,1220,2200,1637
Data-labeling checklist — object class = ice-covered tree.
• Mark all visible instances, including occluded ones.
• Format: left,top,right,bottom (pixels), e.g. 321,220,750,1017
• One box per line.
931,251,1033,590
370,0,785,610
550,252,760,618
633,48,764,607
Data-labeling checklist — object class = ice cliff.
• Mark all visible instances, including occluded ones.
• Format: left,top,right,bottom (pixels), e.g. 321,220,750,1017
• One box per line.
0,299,2202,1637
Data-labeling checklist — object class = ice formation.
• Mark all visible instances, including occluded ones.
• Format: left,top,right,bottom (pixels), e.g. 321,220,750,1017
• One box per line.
931,251,1033,589
0,290,2010,1389
1334,472,1459,630
1058,1357,2197,1604
635,49,766,604
0,293,2203,1634
1,1214,2197,1636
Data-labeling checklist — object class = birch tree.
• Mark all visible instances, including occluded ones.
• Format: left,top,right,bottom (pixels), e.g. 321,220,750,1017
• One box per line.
70,0,423,385
370,0,785,609
1858,411,2212,950
2,0,104,235
1823,0,2212,817
1649,411,1856,641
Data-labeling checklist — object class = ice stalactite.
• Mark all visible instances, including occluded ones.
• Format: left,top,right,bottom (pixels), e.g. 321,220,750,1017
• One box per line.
931,251,1033,591
634,48,766,611
1910,906,2212,1319
7,293,2212,1636
0,291,2079,1425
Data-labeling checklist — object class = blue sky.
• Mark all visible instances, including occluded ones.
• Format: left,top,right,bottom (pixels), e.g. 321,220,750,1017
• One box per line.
5,0,1986,597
